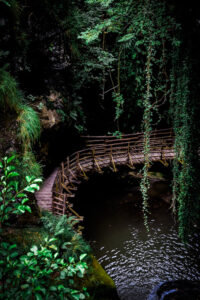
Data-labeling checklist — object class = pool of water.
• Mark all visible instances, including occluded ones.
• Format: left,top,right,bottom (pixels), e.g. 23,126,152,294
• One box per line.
76,178,200,299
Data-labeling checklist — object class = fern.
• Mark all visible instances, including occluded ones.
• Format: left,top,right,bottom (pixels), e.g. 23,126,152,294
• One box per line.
41,213,91,261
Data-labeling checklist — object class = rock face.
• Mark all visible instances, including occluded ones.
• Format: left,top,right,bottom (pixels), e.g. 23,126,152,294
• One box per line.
85,256,120,300
148,280,200,300
36,91,63,129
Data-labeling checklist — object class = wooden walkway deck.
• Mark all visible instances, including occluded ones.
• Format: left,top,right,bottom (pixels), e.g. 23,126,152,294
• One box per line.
37,128,173,217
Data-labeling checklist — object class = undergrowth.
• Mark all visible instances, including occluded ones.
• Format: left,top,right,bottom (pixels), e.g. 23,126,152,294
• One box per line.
0,69,42,178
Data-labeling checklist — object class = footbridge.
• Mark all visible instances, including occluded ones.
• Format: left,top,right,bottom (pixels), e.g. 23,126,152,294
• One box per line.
36,128,175,218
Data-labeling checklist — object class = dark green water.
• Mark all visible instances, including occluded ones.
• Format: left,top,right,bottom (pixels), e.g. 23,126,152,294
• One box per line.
76,176,200,300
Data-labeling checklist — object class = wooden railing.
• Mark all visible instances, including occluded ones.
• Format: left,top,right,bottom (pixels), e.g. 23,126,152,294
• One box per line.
52,128,174,216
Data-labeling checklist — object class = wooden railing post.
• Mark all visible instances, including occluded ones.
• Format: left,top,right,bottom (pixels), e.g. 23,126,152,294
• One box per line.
77,152,80,166
67,156,69,169
92,148,95,169
67,157,70,181
110,145,112,164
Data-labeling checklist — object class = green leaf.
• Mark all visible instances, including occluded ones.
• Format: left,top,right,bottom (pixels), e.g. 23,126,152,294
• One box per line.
35,293,43,300
25,176,32,183
17,193,26,198
1,1,11,7
8,244,17,250
50,286,57,292
60,271,66,279
33,178,43,183
69,256,75,263
21,284,29,290
118,33,135,43
29,183,40,191
17,206,25,213
21,198,29,204
30,245,38,255
25,206,31,213
8,181,18,190
80,254,87,261
0,161,3,168
10,251,19,258
7,156,15,164
24,186,35,193
7,172,19,178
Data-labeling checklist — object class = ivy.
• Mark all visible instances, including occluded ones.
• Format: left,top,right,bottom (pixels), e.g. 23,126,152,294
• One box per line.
170,56,200,241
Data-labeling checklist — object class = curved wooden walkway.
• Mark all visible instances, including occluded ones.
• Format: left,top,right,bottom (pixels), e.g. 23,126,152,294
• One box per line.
36,128,175,217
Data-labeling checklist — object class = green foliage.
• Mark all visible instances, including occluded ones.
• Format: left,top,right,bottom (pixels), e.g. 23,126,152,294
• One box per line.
0,70,41,148
0,155,42,227
0,212,90,299
21,152,43,183
75,0,196,231
0,69,41,177
170,57,200,240
78,0,180,131
0,239,89,300
112,92,124,122
18,105,41,149
41,213,91,262
0,69,22,112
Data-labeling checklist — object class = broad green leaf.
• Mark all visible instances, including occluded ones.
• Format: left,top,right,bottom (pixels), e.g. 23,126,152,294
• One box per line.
17,193,26,198
7,166,15,172
7,156,15,164
8,244,17,250
25,206,31,213
25,176,32,183
29,183,40,190
7,172,19,178
24,186,35,193
80,253,87,261
33,178,43,183
69,256,75,264
17,205,25,213
21,198,29,204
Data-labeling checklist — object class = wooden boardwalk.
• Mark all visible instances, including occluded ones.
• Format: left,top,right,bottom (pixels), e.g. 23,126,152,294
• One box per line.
43,128,174,217
35,168,58,212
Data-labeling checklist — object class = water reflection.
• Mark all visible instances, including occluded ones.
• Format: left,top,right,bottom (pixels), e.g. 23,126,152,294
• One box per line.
83,192,200,300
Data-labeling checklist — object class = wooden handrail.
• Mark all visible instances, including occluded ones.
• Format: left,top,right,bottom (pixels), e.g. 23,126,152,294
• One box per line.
52,128,175,216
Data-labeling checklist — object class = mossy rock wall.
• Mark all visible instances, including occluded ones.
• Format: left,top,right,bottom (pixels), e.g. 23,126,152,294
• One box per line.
84,255,119,300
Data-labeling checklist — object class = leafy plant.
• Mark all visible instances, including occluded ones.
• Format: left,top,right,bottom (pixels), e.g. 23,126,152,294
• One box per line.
170,57,200,240
41,213,91,262
0,155,42,227
0,69,41,176
0,238,89,300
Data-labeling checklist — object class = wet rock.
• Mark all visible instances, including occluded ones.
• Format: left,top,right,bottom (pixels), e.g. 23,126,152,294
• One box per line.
84,256,120,300
148,280,200,300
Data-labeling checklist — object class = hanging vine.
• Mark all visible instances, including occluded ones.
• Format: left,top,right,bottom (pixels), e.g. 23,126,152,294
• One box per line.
77,0,200,238
170,54,200,240
140,10,154,227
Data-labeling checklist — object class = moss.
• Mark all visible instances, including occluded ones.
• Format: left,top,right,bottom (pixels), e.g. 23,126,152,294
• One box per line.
1,227,47,252
84,255,119,300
